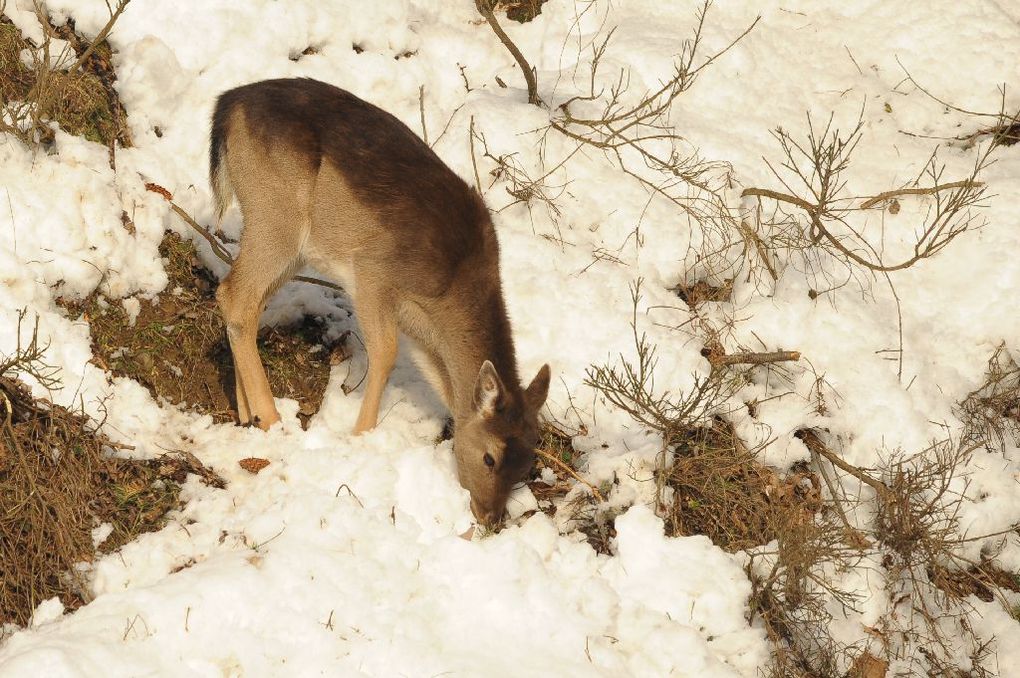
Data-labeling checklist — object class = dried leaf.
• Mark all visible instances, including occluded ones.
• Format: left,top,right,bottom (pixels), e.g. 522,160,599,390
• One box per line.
239,457,270,474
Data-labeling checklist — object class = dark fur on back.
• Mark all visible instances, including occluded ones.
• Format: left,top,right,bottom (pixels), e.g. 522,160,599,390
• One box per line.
211,78,491,272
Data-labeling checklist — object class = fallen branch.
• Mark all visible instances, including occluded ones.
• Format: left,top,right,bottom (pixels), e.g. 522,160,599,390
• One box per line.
534,447,604,502
741,188,815,212
144,183,343,293
475,0,540,105
705,348,801,367
795,428,890,499
859,180,984,209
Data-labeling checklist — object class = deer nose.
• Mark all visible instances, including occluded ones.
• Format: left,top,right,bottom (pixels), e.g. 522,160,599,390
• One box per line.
470,498,504,528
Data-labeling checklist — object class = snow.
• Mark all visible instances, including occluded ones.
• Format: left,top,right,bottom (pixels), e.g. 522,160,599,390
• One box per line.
1,0,1020,675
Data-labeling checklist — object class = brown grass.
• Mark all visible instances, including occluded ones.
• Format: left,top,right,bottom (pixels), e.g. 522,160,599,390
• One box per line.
662,419,821,552
60,231,349,427
0,9,129,148
0,16,31,102
48,16,131,147
0,357,221,627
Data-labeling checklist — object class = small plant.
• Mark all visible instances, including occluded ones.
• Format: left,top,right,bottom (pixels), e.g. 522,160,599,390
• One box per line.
585,281,739,449
957,343,1020,454
0,0,130,147
742,112,991,283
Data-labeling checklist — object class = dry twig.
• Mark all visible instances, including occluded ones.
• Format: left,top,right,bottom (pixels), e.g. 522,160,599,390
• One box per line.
707,349,801,368
475,0,540,105
795,429,890,499
64,0,131,80
534,447,603,502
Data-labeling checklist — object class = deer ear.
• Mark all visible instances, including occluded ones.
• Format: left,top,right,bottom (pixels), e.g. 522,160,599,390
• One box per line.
474,360,506,417
524,363,550,413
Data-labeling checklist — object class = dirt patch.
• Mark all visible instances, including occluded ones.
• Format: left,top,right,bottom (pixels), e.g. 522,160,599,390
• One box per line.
494,0,549,23
60,231,349,427
0,341,223,626
673,278,734,308
662,419,821,552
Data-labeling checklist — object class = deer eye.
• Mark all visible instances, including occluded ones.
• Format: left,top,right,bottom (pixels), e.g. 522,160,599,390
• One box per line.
483,453,495,468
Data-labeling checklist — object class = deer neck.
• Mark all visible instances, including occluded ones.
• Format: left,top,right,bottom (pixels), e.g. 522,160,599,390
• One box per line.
443,283,520,422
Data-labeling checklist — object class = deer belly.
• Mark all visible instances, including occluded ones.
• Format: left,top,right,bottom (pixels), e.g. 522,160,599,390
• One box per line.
303,246,357,296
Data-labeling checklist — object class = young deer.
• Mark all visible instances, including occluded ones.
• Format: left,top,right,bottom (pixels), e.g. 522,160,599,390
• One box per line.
209,78,550,526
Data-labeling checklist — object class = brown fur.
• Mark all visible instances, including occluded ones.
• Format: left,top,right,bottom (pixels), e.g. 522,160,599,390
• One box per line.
209,78,550,525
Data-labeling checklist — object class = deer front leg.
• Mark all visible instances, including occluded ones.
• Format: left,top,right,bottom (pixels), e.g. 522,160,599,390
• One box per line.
351,282,398,434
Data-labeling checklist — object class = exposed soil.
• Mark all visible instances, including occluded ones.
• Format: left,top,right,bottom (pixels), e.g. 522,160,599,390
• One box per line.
60,231,350,428
494,0,549,23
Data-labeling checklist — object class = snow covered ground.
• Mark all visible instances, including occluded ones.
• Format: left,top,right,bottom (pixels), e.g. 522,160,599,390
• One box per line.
1,0,1019,675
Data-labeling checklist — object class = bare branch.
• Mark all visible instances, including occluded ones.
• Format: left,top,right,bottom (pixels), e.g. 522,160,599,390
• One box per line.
708,350,801,367
859,180,984,209
64,0,131,79
795,429,891,499
475,0,540,105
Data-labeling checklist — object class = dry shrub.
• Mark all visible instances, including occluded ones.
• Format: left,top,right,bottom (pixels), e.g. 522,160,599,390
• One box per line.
663,419,821,552
957,343,1020,453
793,431,1011,676
585,282,740,445
61,231,349,427
0,2,130,148
870,440,1003,675
38,67,120,145
582,286,876,674
0,315,221,627
742,111,991,300
745,464,866,678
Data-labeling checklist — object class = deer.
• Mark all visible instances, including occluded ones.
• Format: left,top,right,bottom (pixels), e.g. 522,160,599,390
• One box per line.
209,78,550,527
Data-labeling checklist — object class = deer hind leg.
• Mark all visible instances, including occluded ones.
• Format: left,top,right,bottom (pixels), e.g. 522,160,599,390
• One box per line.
351,277,399,434
216,212,303,430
